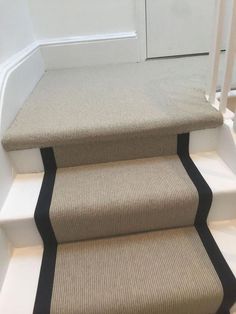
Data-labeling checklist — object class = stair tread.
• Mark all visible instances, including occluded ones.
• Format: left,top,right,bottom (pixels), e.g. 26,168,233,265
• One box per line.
2,55,222,151
50,155,198,242
50,227,223,314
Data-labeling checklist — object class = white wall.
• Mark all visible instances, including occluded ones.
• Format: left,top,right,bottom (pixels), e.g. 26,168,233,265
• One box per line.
27,0,136,40
0,0,36,289
0,0,36,208
0,229,12,289
27,0,145,68
0,0,35,64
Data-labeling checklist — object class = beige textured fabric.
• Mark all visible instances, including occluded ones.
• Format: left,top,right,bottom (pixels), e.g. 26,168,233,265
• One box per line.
2,55,222,151
51,227,223,314
54,134,177,167
50,155,198,243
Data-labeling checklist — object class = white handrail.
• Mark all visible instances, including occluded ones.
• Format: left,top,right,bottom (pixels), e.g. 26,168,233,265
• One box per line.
207,0,225,105
220,0,236,113
207,0,236,116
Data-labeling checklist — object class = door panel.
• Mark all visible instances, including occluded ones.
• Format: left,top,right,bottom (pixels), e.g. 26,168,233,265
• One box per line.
146,0,229,58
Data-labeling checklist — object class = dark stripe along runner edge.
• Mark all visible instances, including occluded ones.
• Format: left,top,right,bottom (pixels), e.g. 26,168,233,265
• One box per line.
33,148,57,314
177,133,236,314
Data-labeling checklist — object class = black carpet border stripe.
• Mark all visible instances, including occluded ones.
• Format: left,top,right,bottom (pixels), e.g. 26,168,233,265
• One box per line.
33,147,57,314
177,133,236,314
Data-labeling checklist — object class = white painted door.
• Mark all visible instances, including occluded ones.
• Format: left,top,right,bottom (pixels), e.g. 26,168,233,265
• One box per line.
146,0,230,58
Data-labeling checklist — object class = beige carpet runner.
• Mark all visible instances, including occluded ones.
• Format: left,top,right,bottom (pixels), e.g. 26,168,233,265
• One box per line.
51,228,222,314
2,57,236,313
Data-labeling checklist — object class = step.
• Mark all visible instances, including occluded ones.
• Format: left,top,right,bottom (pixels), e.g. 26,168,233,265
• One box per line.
1,222,236,314
33,122,236,244
49,155,197,243
48,227,227,314
0,227,228,314
2,57,222,166
1,146,236,247
7,126,220,174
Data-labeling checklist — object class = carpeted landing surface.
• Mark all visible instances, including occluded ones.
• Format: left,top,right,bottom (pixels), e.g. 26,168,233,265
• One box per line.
1,56,236,313
2,55,223,152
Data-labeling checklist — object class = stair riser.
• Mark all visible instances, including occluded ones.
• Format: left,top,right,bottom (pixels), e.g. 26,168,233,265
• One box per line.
54,134,176,168
0,220,42,248
1,183,236,247
8,135,176,172
8,128,219,174
50,197,198,243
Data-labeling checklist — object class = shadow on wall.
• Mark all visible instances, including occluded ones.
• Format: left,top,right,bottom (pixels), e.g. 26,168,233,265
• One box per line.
0,69,15,210
0,228,12,289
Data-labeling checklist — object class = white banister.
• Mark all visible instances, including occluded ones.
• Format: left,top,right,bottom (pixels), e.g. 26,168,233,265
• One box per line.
207,0,226,105
219,0,236,113
207,0,236,119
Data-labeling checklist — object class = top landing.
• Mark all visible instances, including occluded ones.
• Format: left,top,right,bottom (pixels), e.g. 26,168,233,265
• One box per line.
2,55,223,151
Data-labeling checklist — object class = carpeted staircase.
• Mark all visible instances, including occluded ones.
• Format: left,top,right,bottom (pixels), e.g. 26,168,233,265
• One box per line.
2,56,236,313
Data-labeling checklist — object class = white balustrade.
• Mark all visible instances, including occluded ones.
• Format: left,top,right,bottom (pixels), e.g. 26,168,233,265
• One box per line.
207,0,236,124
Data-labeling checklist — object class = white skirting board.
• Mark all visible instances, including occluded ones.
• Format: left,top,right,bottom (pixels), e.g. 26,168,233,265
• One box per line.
40,33,141,69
